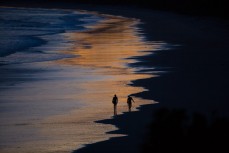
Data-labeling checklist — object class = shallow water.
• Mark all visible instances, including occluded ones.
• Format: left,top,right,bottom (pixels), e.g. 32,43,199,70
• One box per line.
0,7,166,153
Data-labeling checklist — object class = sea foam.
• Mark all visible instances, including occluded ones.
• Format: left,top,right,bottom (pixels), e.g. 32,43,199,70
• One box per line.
0,7,103,64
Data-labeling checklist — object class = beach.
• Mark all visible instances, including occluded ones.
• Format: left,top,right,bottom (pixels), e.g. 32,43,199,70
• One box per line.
69,5,229,153
0,3,229,153
0,6,161,153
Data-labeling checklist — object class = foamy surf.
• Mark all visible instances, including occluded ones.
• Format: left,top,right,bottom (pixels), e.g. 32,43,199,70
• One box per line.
0,7,104,64
0,6,166,153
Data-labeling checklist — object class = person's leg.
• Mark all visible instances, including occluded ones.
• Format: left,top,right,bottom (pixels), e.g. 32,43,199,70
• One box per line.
114,104,117,115
114,105,116,116
128,103,131,112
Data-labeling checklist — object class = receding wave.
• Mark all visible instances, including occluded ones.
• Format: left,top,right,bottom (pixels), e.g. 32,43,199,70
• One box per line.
0,7,104,64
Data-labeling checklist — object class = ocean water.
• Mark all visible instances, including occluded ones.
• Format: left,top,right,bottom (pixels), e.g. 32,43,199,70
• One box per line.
0,7,103,64
0,7,165,153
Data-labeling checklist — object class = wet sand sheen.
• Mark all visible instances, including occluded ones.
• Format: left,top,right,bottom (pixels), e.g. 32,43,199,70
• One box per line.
41,13,159,153
0,10,162,153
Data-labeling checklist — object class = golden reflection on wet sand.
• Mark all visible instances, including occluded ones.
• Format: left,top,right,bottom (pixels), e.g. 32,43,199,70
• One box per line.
62,16,154,68
44,13,159,152
0,12,161,153
59,14,160,102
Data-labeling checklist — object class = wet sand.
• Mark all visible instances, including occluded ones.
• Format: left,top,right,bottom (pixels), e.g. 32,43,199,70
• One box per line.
1,3,228,153
72,5,229,115
69,5,229,153
0,9,161,153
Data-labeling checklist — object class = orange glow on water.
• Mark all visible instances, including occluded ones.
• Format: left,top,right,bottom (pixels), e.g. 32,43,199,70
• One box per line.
50,14,160,151
60,16,155,68
0,11,161,153
58,14,159,103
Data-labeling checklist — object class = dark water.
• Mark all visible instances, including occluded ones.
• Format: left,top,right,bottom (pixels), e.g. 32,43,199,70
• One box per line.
0,7,166,153
0,7,103,64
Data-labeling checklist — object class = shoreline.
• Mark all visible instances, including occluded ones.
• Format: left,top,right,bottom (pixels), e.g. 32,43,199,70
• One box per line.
0,6,159,153
71,4,229,153
1,3,229,153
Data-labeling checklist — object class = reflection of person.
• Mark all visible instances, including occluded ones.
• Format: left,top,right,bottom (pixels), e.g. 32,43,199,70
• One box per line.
127,96,135,112
112,94,118,116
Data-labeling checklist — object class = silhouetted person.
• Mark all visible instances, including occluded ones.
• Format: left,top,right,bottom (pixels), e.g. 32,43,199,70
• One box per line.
127,96,134,112
112,94,118,116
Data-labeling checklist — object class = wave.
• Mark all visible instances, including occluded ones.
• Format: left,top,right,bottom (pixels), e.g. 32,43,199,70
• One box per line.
0,7,104,64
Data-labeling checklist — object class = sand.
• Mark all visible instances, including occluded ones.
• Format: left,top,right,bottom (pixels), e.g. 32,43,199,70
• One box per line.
0,3,228,153
0,7,158,153
71,4,229,153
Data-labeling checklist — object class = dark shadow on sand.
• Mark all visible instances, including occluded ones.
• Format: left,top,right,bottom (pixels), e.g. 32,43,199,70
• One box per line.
73,5,229,153
142,108,229,153
3,2,228,153
73,104,157,153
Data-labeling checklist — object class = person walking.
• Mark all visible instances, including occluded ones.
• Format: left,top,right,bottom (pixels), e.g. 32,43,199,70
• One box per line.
127,96,135,112
112,94,118,116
